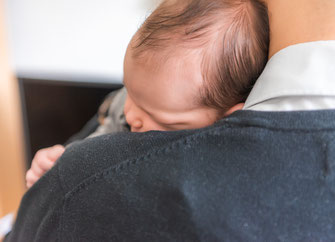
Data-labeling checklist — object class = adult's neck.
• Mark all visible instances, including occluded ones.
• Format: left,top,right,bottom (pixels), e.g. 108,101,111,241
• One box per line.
266,0,335,58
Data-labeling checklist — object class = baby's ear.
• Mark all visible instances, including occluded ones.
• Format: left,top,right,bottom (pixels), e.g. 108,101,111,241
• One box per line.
224,103,244,116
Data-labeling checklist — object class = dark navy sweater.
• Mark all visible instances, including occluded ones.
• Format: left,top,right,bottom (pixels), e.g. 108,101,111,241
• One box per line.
6,110,335,241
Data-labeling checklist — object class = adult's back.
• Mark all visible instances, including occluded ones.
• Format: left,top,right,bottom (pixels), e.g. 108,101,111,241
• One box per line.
7,111,335,241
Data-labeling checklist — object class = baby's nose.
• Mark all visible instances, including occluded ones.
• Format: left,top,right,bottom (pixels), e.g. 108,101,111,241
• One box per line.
125,111,143,131
130,119,143,131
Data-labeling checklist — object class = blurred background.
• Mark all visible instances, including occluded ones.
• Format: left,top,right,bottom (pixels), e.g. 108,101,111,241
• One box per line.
0,0,160,220
6,0,160,81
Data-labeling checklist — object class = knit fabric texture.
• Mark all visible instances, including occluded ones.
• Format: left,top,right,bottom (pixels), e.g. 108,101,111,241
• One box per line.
6,110,335,241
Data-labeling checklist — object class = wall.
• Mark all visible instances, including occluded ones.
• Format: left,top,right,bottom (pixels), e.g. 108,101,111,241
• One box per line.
4,0,160,83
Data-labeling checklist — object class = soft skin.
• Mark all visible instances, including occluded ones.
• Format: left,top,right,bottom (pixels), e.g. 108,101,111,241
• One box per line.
266,0,335,58
25,145,65,188
124,46,219,132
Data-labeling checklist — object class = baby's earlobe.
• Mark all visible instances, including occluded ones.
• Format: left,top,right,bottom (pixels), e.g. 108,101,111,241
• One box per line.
224,103,244,116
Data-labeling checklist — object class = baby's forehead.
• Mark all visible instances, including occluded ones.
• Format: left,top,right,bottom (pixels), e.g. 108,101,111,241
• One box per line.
125,47,204,108
138,48,204,85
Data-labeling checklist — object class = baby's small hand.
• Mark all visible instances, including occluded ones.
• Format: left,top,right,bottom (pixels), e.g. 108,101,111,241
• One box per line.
26,145,65,188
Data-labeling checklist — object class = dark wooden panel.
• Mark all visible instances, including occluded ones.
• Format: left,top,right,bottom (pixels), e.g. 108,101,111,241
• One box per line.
18,78,122,168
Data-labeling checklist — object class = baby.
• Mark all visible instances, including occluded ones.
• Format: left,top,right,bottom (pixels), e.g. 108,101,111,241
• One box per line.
26,0,269,187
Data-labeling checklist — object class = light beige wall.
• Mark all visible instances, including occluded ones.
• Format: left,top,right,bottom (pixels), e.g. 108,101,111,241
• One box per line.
0,0,26,217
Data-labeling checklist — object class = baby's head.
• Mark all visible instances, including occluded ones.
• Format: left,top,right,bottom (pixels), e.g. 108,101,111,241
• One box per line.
123,0,269,132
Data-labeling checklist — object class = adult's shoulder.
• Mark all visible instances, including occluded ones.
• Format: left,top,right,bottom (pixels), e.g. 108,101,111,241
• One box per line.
9,110,335,241
55,122,237,241
56,128,202,194
58,110,335,241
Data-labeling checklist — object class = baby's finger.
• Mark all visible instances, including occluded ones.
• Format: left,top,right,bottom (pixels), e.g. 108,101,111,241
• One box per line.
46,145,65,161
31,161,46,177
25,169,39,188
36,159,55,172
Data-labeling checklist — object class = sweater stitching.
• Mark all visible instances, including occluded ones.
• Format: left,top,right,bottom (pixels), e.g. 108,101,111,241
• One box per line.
64,131,202,201
224,119,335,133
63,121,335,202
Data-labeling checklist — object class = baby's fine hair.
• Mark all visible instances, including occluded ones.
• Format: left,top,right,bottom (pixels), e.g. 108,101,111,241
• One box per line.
133,0,269,116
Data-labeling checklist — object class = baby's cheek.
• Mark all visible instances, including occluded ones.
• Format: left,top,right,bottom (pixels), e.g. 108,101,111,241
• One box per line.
123,95,131,113
140,119,165,132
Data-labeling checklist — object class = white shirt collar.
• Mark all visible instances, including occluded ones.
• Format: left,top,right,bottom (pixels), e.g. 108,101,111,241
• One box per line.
244,41,335,111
